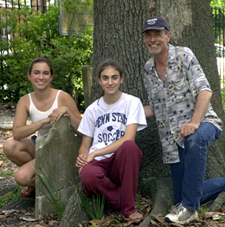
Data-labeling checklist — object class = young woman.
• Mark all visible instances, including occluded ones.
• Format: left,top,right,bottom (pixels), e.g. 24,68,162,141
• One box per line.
76,60,147,221
3,56,81,197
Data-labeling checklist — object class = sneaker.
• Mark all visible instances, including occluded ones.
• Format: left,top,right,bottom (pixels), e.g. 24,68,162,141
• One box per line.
164,203,198,224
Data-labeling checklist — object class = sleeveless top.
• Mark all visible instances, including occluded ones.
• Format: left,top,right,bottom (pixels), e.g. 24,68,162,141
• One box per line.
28,90,61,137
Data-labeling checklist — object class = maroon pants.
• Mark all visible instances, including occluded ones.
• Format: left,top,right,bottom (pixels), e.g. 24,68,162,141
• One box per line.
80,140,143,217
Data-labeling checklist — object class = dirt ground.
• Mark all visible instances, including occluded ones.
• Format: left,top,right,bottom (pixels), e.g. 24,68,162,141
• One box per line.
1,103,225,226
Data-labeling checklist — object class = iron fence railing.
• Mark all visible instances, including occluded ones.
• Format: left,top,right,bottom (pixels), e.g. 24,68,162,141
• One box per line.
212,7,225,87
0,0,57,100
0,4,225,93
0,0,56,54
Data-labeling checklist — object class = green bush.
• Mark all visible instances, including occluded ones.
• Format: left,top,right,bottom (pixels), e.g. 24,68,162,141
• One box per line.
0,3,93,111
221,89,225,111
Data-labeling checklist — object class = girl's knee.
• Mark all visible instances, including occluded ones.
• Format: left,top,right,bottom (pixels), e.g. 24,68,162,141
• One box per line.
14,169,28,186
3,139,15,156
122,140,136,147
120,140,142,156
81,166,104,186
14,164,35,186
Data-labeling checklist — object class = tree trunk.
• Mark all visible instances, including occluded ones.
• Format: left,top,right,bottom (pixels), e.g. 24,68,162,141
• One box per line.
92,0,225,226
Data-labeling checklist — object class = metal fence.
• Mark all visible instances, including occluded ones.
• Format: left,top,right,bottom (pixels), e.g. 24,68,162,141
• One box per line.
0,4,225,89
0,0,57,102
212,7,225,88
0,0,56,55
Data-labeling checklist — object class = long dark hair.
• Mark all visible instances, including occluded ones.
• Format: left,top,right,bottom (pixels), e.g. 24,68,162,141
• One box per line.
28,56,54,76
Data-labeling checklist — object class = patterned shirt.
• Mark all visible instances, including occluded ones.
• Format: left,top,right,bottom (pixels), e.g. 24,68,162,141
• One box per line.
144,44,223,164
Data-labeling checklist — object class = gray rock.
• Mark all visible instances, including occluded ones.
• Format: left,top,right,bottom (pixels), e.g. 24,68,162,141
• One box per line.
208,191,225,211
35,117,81,218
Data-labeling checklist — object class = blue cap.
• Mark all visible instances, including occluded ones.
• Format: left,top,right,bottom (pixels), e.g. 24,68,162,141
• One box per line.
141,17,169,34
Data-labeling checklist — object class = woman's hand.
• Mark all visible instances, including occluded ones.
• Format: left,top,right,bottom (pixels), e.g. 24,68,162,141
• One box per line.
48,106,68,124
42,117,51,124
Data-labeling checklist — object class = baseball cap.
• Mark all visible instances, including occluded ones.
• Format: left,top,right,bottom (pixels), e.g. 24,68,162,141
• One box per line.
141,17,169,34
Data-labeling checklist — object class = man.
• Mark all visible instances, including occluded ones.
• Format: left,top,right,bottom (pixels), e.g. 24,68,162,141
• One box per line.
142,16,225,225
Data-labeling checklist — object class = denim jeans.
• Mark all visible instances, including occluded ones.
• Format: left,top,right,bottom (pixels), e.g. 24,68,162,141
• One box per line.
170,122,224,211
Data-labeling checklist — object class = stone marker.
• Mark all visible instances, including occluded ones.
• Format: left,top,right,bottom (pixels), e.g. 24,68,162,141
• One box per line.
35,117,81,218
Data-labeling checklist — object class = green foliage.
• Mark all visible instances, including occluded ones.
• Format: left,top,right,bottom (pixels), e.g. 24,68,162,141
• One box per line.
211,1,225,44
211,0,225,8
221,89,225,111
0,151,7,162
61,0,93,14
0,153,15,177
35,168,65,220
142,177,155,185
0,171,14,178
198,203,209,217
0,2,93,110
77,187,105,220
0,186,22,207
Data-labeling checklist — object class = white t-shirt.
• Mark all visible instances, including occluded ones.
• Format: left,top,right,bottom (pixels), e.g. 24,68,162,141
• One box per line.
78,93,147,161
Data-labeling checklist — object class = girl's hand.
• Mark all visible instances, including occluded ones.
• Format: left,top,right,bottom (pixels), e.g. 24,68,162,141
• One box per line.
86,152,96,163
76,154,88,168
78,167,83,175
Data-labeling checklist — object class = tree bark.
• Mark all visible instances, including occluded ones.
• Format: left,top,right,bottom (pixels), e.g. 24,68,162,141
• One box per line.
92,0,225,226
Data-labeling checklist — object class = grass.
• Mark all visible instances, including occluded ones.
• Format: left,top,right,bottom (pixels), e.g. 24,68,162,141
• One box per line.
221,88,225,110
0,171,15,177
0,153,15,177
0,147,21,207
0,152,7,162
35,168,66,220
35,168,105,221
0,186,21,207
77,186,105,220
199,202,210,216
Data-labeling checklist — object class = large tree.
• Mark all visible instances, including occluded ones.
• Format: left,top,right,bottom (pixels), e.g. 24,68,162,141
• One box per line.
91,0,225,225
60,0,225,226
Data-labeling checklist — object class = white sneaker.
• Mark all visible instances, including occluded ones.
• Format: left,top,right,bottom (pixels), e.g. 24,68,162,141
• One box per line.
164,203,198,225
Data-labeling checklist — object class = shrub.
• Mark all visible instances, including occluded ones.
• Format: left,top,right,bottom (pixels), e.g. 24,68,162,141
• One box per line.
0,3,93,111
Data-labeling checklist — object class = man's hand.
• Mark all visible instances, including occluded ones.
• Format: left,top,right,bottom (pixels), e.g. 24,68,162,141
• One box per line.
179,122,199,138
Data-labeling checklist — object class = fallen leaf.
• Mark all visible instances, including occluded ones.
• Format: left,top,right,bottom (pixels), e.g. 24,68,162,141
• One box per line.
1,209,17,214
213,214,220,221
20,216,39,222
